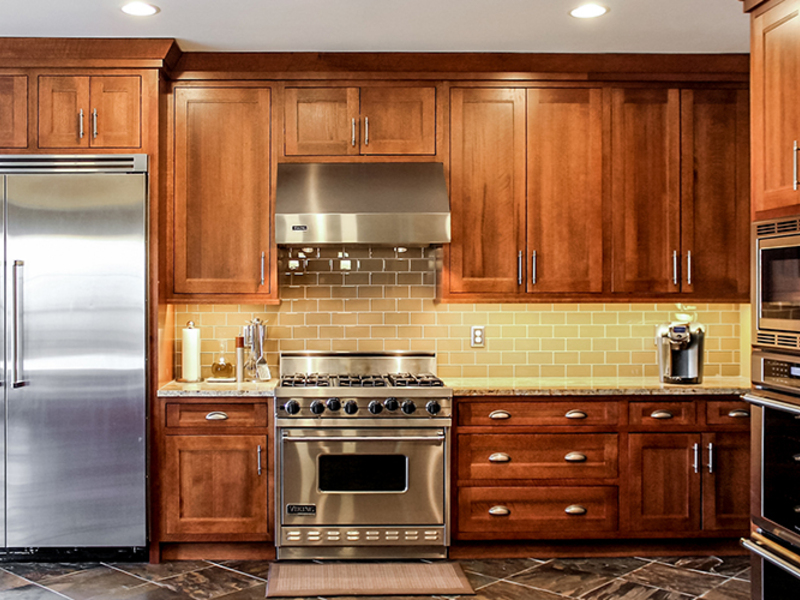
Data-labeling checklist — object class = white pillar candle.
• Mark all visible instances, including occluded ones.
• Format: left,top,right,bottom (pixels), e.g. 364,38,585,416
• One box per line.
182,321,201,382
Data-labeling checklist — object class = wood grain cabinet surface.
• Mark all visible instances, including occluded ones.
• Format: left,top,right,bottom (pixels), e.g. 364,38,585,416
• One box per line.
284,85,436,156
0,75,28,148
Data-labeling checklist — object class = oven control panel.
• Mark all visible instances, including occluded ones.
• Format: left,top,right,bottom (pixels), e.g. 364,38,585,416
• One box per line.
276,397,452,419
281,526,445,546
754,350,800,393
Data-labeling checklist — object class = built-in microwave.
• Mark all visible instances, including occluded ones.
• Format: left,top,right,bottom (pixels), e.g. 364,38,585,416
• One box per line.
753,217,800,350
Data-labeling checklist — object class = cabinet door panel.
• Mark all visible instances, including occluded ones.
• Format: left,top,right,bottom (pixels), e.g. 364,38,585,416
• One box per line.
681,89,749,298
527,88,603,293
284,87,358,156
173,87,272,295
627,433,701,533
90,76,141,148
702,432,750,532
0,76,28,148
449,88,526,294
38,76,89,148
611,88,681,294
163,435,267,536
360,87,436,155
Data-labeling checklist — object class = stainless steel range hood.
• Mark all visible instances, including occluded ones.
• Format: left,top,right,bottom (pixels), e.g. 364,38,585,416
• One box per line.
275,162,451,246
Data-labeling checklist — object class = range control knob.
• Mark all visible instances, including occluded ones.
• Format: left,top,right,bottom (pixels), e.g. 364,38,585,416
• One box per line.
368,401,383,415
401,400,417,415
344,400,359,415
310,400,326,415
384,397,399,412
426,400,442,415
284,400,300,415
327,398,342,412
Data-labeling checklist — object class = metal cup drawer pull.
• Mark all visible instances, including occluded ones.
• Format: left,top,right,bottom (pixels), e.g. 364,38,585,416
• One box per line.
564,452,587,463
565,504,587,516
489,452,511,463
205,411,229,421
489,410,511,420
727,409,750,418
565,409,587,420
650,409,674,420
488,505,511,517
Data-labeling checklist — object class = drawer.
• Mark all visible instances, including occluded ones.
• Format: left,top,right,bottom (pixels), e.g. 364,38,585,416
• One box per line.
706,400,751,427
628,401,696,428
458,400,619,427
458,486,618,535
165,402,268,428
458,433,618,480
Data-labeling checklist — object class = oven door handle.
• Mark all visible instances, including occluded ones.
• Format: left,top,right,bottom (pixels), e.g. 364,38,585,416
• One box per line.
742,393,800,416
282,435,445,443
742,537,800,581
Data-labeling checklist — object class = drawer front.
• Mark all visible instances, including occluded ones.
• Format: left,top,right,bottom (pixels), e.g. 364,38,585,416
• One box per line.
628,401,696,428
706,400,751,427
458,486,618,535
165,403,268,428
458,433,618,480
458,400,619,427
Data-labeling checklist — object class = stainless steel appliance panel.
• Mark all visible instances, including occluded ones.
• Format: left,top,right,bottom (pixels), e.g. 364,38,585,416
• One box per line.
0,176,5,548
4,173,146,547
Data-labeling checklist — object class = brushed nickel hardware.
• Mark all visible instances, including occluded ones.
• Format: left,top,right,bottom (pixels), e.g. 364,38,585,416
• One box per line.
79,109,85,139
517,251,523,286
12,260,28,388
693,442,699,474
260,251,265,286
794,454,800,463
257,445,262,475
531,251,537,285
565,504,587,516
728,409,750,418
489,410,511,420
488,452,511,463
672,250,678,286
743,393,800,417
488,505,510,517
650,409,674,420
284,435,445,443
565,409,587,420
351,118,356,147
708,442,714,474
795,140,798,191
742,537,800,579
205,411,229,421
686,250,692,285
364,117,369,146
565,452,587,463
92,109,98,139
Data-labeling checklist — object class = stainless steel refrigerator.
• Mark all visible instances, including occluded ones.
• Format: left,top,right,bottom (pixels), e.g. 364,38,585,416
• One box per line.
0,155,147,556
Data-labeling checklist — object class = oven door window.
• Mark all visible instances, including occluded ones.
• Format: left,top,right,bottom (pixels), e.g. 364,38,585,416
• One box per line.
318,454,408,493
761,244,800,322
763,407,800,535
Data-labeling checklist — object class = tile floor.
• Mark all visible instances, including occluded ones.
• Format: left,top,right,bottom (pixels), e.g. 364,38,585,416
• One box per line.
0,555,752,600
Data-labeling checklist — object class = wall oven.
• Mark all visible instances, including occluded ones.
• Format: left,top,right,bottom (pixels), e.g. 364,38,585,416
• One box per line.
742,350,800,598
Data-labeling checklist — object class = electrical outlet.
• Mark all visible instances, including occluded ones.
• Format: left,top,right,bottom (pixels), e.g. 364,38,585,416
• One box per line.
470,325,485,348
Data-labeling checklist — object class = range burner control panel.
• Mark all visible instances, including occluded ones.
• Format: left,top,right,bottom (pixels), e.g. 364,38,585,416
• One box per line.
276,396,452,419
280,373,445,388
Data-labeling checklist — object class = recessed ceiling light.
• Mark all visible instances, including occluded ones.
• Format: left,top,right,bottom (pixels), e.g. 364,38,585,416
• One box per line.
121,2,159,16
570,3,609,19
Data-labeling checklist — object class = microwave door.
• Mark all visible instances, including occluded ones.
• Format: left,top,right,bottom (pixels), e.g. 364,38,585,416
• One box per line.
757,235,800,334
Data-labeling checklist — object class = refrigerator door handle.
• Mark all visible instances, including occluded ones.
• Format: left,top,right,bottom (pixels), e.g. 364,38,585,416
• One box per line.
12,260,28,388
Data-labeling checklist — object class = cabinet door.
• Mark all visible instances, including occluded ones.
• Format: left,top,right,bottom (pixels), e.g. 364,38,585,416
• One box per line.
752,0,800,214
163,435,268,537
702,432,750,532
627,433,701,533
360,87,436,155
38,76,90,148
449,88,526,295
680,89,749,298
173,87,272,296
284,87,359,156
0,75,28,148
527,88,603,293
611,88,681,294
89,76,141,148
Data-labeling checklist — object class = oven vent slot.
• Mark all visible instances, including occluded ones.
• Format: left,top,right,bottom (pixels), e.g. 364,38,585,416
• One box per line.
757,333,777,346
777,335,800,349
756,223,777,236
776,219,800,233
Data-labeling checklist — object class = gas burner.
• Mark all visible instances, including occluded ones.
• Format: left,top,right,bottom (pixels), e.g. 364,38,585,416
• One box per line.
387,373,444,387
338,374,387,387
280,373,332,387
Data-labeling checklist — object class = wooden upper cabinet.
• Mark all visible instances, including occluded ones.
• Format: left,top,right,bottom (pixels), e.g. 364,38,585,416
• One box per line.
0,75,28,148
38,75,141,149
527,88,604,294
611,88,681,294
680,89,750,299
751,0,800,216
283,85,436,156
449,88,526,295
173,86,272,297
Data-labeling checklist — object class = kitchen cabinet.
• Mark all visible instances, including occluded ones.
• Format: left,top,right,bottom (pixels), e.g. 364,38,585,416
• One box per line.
38,75,141,148
172,85,274,300
283,85,436,156
0,75,28,148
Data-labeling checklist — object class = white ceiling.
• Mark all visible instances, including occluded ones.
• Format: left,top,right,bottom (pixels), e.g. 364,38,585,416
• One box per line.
2,0,750,54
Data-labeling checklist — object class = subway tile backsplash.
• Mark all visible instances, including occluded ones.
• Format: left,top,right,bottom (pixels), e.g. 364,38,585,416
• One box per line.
174,247,747,380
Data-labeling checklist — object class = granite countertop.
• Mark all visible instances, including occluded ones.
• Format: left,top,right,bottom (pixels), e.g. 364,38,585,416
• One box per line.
158,376,751,397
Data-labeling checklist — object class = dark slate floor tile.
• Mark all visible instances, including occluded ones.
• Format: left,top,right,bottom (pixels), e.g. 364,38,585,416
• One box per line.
215,583,269,600
698,578,751,600
463,570,499,591
109,561,213,583
457,558,541,580
655,555,751,578
470,580,567,600
0,583,71,599
43,566,155,600
158,566,262,600
0,569,32,591
0,562,101,584
507,560,618,597
623,563,726,597
549,558,650,579
734,567,751,582
579,579,695,600
213,560,271,581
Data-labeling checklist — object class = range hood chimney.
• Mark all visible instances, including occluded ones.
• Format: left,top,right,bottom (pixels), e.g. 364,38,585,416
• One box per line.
275,162,451,246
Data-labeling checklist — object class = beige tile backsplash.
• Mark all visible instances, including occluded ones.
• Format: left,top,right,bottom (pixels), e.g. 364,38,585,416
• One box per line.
174,247,748,380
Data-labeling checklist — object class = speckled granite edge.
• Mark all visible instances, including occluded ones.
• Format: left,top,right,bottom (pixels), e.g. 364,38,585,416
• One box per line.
157,380,277,397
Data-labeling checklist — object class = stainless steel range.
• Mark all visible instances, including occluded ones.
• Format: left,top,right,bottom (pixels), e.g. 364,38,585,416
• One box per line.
274,352,452,560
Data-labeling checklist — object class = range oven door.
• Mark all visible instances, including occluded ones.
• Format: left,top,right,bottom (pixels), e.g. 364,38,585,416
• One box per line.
280,427,446,527
755,230,800,336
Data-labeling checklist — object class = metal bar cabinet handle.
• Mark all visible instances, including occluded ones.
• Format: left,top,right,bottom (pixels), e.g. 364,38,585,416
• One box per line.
795,140,799,191
672,250,678,286
79,109,84,139
92,108,98,139
12,260,28,388
531,251,537,285
517,251,523,286
686,251,692,285
692,442,699,474
708,442,713,474
364,117,369,146
283,435,445,443
257,445,262,475
351,118,356,147
260,251,265,286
